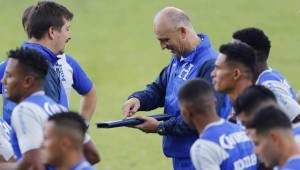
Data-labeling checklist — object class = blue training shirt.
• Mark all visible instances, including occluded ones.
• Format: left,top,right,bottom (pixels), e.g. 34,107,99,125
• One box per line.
190,119,257,170
0,42,93,125
55,53,93,103
10,91,66,170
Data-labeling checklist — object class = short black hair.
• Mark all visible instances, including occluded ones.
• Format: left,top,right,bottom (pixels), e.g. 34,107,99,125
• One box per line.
234,85,277,116
232,27,271,63
48,111,87,137
219,42,256,80
27,1,73,39
178,78,215,113
245,106,291,135
8,47,49,80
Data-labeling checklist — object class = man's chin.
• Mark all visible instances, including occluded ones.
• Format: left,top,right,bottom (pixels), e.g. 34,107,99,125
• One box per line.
58,50,65,55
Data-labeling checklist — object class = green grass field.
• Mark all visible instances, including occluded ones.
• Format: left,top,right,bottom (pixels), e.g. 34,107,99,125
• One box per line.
1,0,300,169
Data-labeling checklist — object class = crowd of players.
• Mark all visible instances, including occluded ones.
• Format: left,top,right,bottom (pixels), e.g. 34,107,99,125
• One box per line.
0,1,300,170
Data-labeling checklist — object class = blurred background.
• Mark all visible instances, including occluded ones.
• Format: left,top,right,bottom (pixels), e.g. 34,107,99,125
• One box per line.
0,0,300,169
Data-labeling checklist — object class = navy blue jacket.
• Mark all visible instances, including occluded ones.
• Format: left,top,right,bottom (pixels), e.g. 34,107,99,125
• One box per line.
129,34,232,158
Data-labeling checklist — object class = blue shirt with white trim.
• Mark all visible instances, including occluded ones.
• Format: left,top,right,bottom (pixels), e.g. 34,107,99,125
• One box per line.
191,119,257,170
55,53,93,103
10,91,66,160
256,68,300,121
10,91,66,170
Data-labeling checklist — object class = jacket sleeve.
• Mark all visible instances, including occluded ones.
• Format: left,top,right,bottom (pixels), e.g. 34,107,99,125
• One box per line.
161,59,231,136
128,65,168,111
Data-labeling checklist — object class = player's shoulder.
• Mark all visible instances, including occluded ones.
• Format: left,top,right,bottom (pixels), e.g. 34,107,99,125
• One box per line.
258,68,285,83
11,101,45,124
12,101,43,115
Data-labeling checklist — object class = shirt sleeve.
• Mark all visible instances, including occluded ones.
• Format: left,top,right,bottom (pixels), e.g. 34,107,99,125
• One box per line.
190,139,229,170
0,138,14,161
0,121,14,161
161,114,197,136
261,80,300,121
66,55,93,95
11,103,45,154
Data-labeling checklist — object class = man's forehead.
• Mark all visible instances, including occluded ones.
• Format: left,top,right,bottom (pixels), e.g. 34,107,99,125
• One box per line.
6,58,19,70
44,121,58,136
154,18,174,33
62,18,71,26
215,53,226,65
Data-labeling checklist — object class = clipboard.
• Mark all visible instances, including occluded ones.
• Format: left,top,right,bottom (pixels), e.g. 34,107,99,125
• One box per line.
96,114,173,128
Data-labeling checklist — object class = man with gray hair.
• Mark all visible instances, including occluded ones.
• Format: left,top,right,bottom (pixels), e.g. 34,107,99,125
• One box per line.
122,7,231,170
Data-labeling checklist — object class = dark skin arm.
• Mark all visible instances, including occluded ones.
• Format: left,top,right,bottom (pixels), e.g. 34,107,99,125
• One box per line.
0,149,44,170
83,139,100,165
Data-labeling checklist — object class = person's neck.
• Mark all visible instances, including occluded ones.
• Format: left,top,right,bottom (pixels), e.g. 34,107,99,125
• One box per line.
256,62,268,76
184,33,201,54
30,38,57,54
278,137,300,166
57,150,83,170
17,87,44,104
228,80,252,102
193,112,220,134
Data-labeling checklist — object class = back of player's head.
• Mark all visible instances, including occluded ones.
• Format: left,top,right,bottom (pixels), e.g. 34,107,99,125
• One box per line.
22,5,34,35
48,112,87,148
178,78,215,113
235,85,277,116
8,47,49,81
27,1,73,39
219,42,256,80
232,27,271,63
245,106,291,135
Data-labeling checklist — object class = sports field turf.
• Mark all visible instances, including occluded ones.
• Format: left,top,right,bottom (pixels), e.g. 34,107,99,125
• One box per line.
0,0,300,169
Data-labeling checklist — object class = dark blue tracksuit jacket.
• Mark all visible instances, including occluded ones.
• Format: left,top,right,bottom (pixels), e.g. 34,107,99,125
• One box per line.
129,34,232,158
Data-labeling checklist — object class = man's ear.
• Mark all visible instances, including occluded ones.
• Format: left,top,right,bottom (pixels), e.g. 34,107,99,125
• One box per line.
233,68,241,80
48,26,56,40
270,131,281,146
185,104,196,118
178,27,187,39
23,75,35,89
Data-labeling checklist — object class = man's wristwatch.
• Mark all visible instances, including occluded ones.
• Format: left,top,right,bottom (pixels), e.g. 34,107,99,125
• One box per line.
157,122,167,135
